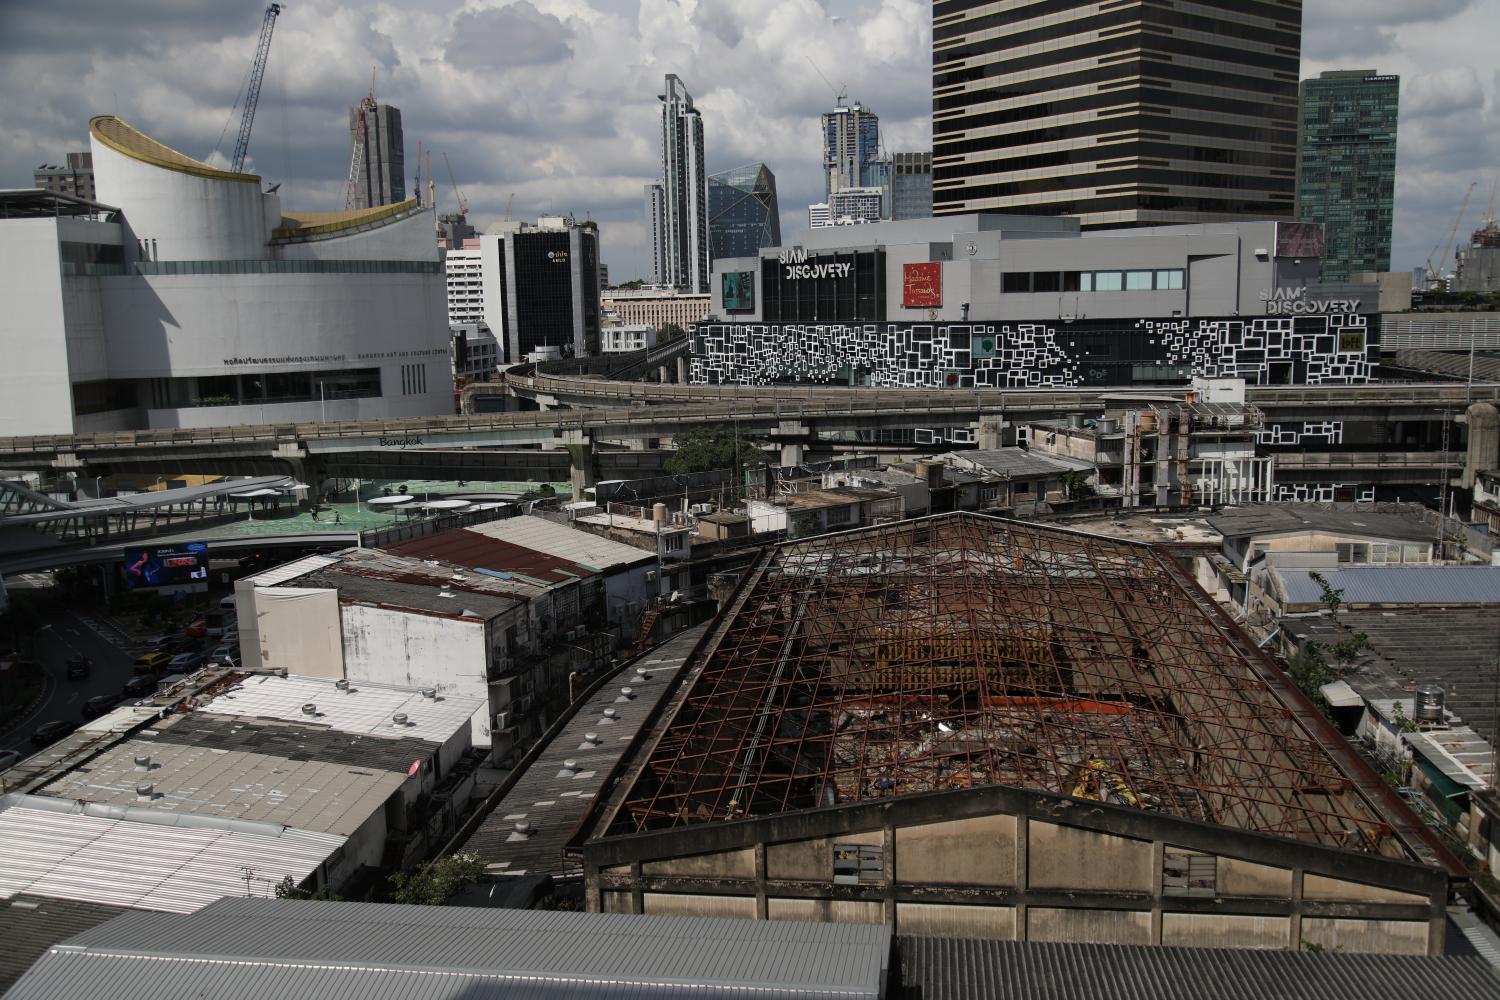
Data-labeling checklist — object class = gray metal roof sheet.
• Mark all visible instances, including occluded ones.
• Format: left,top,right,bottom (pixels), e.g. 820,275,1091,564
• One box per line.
0,896,127,996
6,898,890,999
1207,503,1438,544
947,448,1093,477
895,936,1500,1000
1276,565,1500,608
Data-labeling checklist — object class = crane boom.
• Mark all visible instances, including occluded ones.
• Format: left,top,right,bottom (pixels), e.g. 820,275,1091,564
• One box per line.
443,153,468,217
1437,181,1478,279
231,4,282,174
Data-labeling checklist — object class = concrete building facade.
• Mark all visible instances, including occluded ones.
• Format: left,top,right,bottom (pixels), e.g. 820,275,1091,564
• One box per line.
0,117,452,437
33,152,95,202
348,102,405,209
649,75,709,293
932,1,1302,226
601,288,711,331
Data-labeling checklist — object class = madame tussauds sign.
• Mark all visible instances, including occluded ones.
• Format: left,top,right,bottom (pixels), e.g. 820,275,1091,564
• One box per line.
778,247,852,280
1260,287,1360,315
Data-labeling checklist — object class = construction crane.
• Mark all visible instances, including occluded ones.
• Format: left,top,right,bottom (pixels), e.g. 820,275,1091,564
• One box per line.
231,3,282,174
442,153,469,218
344,67,378,210
805,55,846,106
1425,180,1478,287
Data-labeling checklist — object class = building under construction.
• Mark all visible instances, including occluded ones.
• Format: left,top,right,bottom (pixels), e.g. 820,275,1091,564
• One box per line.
580,513,1460,953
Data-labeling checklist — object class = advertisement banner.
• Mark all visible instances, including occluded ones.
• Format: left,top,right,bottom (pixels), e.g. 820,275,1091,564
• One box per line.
123,542,209,590
722,270,755,312
1274,222,1326,259
903,262,943,308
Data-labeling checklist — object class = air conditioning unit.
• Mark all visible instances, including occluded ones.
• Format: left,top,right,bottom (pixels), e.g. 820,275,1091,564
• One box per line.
492,711,511,731
645,570,658,582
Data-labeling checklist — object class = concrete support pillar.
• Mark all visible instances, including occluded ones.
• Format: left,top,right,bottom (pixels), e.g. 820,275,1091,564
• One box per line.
780,441,806,468
626,437,648,452
658,365,670,384
977,418,1003,451
1460,402,1499,488
776,421,811,469
563,429,597,500
677,356,688,384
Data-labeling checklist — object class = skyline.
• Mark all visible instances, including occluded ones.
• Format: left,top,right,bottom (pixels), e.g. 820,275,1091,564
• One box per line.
2,0,1496,281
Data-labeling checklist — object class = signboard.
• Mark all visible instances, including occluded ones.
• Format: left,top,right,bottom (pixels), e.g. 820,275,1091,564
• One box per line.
123,542,209,590
1274,222,1325,259
1259,287,1361,315
722,270,755,312
903,262,943,308
777,247,852,280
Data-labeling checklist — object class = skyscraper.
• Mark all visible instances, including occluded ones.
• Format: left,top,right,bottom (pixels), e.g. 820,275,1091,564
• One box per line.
822,101,882,197
708,164,781,260
349,102,405,209
649,75,709,293
879,152,932,220
1296,70,1400,282
932,2,1302,226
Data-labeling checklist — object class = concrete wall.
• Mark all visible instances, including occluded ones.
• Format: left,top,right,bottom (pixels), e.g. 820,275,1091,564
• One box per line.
0,219,75,435
280,207,438,263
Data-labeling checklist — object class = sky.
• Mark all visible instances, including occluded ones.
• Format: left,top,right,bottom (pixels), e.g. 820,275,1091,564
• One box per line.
1,0,1495,282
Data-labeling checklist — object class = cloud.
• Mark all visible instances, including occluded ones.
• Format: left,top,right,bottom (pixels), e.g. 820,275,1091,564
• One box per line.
444,2,574,70
1404,67,1486,117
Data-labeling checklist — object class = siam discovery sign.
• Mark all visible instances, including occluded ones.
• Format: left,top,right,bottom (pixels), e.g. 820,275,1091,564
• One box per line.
1260,287,1361,316
778,247,852,280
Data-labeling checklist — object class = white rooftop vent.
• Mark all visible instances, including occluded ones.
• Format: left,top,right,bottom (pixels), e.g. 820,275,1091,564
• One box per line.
635,668,651,681
335,679,350,692
584,732,601,745
301,703,317,716
133,755,151,771
620,687,634,699
513,821,532,837
393,713,409,726
460,609,480,618
277,668,288,678
135,783,154,800
602,708,619,720
421,688,437,699
562,759,578,772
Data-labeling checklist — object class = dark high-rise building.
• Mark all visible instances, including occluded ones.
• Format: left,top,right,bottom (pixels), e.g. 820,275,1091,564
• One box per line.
1296,70,1400,282
492,218,600,361
708,164,781,260
34,152,95,202
880,152,933,220
932,1,1302,227
349,102,405,209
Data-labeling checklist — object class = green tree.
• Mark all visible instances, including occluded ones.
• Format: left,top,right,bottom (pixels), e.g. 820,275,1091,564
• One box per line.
388,851,486,906
274,875,343,901
666,425,768,477
1285,640,1336,714
1307,570,1343,625
1330,631,1373,672
1060,470,1095,502
659,323,688,342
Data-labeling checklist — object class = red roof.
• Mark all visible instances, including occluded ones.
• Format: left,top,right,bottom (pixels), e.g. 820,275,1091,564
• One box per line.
386,528,598,586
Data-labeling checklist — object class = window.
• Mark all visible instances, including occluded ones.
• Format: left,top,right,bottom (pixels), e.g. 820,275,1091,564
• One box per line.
1402,544,1426,563
1125,270,1153,290
832,843,883,885
1093,271,1123,291
1080,272,1094,291
1015,481,1031,497
1156,269,1185,290
1032,270,1061,292
1336,542,1370,564
1061,271,1082,292
826,506,853,525
1002,271,1032,293
1163,848,1217,897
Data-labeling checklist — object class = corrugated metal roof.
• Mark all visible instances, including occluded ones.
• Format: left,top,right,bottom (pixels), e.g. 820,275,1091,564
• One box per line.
895,937,1500,1000
0,798,343,913
950,448,1094,477
466,516,655,572
1276,565,1500,607
386,528,600,585
1208,504,1437,544
200,674,483,745
149,713,443,775
0,895,127,995
6,898,890,999
247,553,341,587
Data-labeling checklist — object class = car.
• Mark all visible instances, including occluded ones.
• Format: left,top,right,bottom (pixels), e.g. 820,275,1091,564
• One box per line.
81,694,122,720
184,617,208,639
65,656,92,679
133,651,172,674
219,595,238,611
167,652,203,673
0,749,22,772
30,719,77,747
209,641,239,660
141,634,173,650
121,675,156,698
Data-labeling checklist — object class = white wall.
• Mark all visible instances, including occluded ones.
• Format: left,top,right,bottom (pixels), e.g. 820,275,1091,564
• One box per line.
91,138,270,262
339,604,493,747
280,206,440,263
0,219,75,435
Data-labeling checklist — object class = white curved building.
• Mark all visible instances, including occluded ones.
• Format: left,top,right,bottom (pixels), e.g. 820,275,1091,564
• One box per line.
0,117,452,436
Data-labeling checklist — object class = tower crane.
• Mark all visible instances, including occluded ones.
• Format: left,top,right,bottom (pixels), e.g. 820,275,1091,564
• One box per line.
345,67,378,210
443,153,469,217
231,4,282,174
1425,180,1477,286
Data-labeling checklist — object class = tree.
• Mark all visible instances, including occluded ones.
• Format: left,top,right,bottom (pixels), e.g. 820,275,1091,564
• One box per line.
1307,570,1343,625
1285,640,1336,714
1060,470,1095,502
666,425,768,478
388,852,486,906
659,323,688,342
274,875,342,901
1330,631,1374,672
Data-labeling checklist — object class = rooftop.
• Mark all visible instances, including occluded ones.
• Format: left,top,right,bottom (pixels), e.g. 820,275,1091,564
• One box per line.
198,673,484,746
945,448,1094,478
1275,565,1500,609
34,728,406,837
1284,607,1500,744
0,189,119,221
464,515,655,572
294,549,535,620
7,897,892,1000
599,513,1434,862
89,115,258,183
386,526,599,586
458,626,705,877
1208,503,1440,544
0,895,126,995
0,793,343,913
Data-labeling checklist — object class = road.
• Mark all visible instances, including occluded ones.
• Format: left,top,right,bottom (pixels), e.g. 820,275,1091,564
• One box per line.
0,607,139,759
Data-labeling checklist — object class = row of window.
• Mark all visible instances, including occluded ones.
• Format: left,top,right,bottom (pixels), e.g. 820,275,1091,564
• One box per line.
147,369,383,409
1001,269,1186,294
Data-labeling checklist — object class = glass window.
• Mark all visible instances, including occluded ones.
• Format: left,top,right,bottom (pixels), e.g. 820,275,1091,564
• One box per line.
1061,271,1081,292
1351,543,1369,565
1125,271,1153,290
1403,544,1426,563
1002,272,1032,293
1033,271,1061,292
1093,271,1123,292
1080,272,1093,292
1336,543,1352,564
1156,269,1185,290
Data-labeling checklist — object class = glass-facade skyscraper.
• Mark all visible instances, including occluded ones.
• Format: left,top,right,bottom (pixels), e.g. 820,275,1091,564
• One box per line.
1296,70,1400,282
932,1,1302,226
822,102,881,197
647,74,709,293
708,164,781,260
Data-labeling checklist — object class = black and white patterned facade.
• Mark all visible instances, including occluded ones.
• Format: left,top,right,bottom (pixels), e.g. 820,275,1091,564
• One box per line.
692,315,1374,388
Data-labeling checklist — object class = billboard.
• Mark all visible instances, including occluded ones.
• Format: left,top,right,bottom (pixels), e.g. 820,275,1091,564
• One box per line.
123,542,209,590
903,262,942,308
1274,222,1325,259
721,270,755,312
